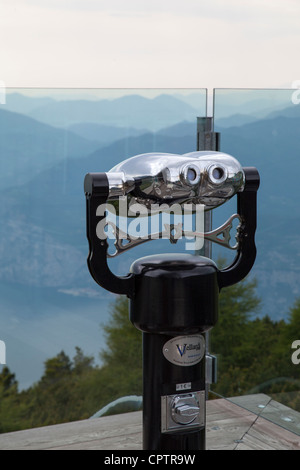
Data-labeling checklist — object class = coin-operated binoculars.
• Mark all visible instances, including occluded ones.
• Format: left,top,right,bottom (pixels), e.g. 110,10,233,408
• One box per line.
84,151,259,450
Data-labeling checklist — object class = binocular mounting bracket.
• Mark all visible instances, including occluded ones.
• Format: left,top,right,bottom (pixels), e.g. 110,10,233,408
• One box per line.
106,213,242,258
85,167,259,297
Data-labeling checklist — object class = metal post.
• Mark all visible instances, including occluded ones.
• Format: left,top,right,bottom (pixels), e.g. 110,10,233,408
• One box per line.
196,116,220,258
129,253,219,450
197,117,220,395
143,333,206,450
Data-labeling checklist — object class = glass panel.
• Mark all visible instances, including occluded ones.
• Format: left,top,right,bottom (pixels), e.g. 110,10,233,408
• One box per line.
0,88,206,430
211,88,300,435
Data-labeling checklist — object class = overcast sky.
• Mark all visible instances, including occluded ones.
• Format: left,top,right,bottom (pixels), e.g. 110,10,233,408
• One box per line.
0,0,299,91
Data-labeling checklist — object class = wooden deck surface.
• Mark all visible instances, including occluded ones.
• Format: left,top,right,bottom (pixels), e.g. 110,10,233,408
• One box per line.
0,394,299,450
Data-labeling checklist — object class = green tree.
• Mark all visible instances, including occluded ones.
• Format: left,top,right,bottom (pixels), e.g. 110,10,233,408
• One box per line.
210,275,262,396
0,366,21,433
100,296,143,399
210,277,300,406
20,349,98,428
268,297,300,405
284,297,300,344
210,277,261,366
0,366,18,395
73,346,94,375
41,350,72,385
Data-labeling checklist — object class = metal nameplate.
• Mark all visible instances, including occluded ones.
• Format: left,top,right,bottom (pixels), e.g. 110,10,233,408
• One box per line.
162,335,205,367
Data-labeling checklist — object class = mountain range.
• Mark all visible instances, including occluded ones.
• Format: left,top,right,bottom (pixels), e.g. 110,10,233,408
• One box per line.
0,91,299,389
5,92,204,131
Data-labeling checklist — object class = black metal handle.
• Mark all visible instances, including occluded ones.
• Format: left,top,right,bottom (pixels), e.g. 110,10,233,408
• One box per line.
217,167,260,290
84,173,134,297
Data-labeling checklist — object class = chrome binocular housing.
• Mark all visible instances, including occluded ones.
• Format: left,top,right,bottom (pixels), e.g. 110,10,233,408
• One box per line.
106,151,245,213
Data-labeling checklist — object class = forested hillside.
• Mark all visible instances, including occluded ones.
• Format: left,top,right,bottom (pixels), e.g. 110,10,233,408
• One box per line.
0,274,299,433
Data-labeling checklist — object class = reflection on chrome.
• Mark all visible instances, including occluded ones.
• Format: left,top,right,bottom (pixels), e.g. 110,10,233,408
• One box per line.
106,151,245,214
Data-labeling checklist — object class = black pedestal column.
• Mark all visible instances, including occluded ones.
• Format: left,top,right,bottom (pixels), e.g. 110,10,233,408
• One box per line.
129,254,219,450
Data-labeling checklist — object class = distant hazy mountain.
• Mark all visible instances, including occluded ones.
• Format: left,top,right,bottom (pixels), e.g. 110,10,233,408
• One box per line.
214,113,258,128
0,108,100,188
213,89,295,119
67,119,197,145
4,92,55,114
265,103,300,119
27,94,200,131
67,122,148,145
156,120,197,137
214,114,300,319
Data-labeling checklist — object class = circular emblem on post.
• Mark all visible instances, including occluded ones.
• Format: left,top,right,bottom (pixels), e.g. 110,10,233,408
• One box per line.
162,335,205,366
